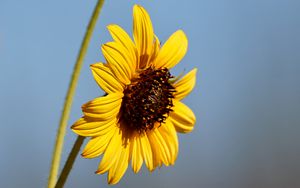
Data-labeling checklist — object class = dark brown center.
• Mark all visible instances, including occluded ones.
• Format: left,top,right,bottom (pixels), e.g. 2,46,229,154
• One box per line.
120,67,175,132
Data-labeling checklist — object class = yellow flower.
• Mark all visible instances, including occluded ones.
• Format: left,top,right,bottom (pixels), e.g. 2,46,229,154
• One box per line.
71,4,197,184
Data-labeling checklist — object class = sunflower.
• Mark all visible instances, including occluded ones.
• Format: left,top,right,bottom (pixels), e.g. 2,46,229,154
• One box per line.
71,4,197,184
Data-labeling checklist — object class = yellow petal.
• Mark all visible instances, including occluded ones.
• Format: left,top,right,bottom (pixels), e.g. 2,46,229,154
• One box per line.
139,133,154,171
107,24,138,70
81,127,116,158
96,128,122,174
71,117,116,137
147,131,161,168
148,128,171,167
102,42,132,85
154,30,188,69
130,136,143,173
90,63,124,93
169,100,196,133
108,144,130,185
158,119,178,165
133,5,154,68
150,35,161,63
173,68,197,100
82,93,123,120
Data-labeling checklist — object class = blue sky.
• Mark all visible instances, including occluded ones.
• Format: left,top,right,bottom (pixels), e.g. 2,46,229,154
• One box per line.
1,0,300,187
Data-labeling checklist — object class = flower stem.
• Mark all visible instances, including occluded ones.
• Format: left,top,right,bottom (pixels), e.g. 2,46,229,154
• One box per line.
55,136,85,188
47,0,105,187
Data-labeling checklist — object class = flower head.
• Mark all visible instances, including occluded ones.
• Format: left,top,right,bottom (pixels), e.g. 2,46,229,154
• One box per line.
72,4,197,184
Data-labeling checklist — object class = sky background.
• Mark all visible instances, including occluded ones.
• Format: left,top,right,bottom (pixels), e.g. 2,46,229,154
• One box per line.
1,0,300,187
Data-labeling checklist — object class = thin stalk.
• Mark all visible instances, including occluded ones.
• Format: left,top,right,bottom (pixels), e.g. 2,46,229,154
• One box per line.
55,136,85,188
47,0,105,187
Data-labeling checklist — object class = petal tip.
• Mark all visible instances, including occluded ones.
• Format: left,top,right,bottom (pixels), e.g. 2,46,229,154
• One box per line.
90,63,101,69
81,152,92,158
106,24,121,32
81,152,97,159
133,4,143,10
177,30,188,40
106,24,115,29
108,178,119,185
182,126,194,133
70,124,76,130
71,129,80,136
71,118,83,130
192,68,198,73
95,169,105,175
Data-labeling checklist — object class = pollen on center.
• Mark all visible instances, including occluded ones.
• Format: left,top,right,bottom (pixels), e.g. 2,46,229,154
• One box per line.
120,67,176,132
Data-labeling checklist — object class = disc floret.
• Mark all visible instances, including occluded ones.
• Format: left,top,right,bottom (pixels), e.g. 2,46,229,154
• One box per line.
121,67,175,132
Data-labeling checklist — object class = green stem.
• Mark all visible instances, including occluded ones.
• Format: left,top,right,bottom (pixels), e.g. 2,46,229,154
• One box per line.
47,0,105,187
55,136,85,188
